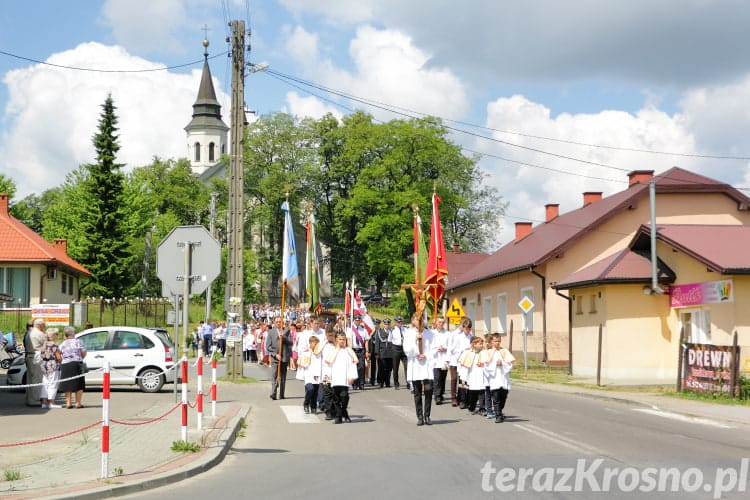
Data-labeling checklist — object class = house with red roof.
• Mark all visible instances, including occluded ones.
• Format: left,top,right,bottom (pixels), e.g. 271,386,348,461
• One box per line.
0,194,90,308
446,167,750,383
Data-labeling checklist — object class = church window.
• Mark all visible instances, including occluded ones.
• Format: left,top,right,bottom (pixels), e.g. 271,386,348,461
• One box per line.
194,142,201,162
209,142,215,162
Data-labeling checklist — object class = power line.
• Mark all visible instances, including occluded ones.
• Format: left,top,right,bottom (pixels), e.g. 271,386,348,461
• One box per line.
263,70,750,193
266,69,629,173
0,48,227,73
264,69,750,161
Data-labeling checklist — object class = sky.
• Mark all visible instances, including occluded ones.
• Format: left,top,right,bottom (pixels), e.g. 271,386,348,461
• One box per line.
3,0,750,249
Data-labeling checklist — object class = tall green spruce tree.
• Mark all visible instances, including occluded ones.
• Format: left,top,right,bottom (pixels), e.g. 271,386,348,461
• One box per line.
79,94,132,297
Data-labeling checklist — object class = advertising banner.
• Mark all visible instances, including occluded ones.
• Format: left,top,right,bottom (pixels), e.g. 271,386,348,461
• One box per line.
682,343,739,394
669,279,733,308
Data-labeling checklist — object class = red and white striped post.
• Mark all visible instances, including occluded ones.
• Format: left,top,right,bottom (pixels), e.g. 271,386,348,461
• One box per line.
196,353,204,430
101,361,110,478
211,355,217,417
181,356,188,441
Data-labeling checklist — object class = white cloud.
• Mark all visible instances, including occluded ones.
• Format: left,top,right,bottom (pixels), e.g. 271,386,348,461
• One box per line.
477,95,702,244
280,25,469,121
0,42,228,199
285,92,342,120
282,25,320,65
279,0,374,25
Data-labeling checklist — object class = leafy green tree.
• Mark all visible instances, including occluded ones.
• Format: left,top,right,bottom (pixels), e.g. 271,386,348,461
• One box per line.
0,174,16,200
77,95,133,297
244,113,317,298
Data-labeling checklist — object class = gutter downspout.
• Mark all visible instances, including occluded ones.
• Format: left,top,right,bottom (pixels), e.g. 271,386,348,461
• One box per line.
555,289,572,375
649,180,663,294
530,267,548,364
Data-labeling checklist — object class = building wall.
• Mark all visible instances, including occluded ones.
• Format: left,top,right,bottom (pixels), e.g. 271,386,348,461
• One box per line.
570,247,750,384
572,285,675,384
453,190,750,364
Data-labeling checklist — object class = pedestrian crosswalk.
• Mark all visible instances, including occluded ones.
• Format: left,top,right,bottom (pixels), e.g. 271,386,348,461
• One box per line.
279,405,321,424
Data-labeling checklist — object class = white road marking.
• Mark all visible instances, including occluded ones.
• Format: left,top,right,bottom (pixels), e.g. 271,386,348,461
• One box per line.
633,408,734,429
514,423,603,455
280,405,320,424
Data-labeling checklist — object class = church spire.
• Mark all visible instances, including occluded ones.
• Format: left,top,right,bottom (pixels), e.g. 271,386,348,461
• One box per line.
185,37,229,176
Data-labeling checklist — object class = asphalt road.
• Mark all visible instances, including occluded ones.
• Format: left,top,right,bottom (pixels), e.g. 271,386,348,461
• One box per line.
123,366,750,500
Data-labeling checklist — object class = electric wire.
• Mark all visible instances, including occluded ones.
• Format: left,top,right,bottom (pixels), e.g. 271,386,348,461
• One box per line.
0,48,226,73
263,69,750,161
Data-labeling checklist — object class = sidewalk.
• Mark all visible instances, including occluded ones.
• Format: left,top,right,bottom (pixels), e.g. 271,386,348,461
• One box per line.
0,364,255,500
516,379,750,427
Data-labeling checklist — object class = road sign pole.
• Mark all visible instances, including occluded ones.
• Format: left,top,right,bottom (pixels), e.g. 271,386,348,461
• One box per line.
173,292,180,402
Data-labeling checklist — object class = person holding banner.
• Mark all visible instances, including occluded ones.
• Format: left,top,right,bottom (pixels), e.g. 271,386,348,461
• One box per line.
404,313,436,426
268,317,293,400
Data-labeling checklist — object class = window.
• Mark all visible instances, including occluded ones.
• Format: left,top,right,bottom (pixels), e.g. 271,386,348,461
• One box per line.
575,295,583,315
113,331,145,349
483,296,492,335
194,142,201,162
61,272,67,294
79,331,108,351
68,275,74,295
521,287,534,332
209,142,215,162
221,144,226,155
0,267,30,307
589,294,597,313
496,293,507,334
466,300,476,324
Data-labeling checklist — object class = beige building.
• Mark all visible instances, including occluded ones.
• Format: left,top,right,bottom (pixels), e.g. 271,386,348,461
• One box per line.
0,194,90,308
447,167,750,383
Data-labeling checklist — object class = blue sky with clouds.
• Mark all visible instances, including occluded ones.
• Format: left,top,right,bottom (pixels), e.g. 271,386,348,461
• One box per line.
3,0,750,248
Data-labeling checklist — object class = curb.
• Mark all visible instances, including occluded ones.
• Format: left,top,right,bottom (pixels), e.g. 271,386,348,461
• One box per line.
42,403,251,500
517,380,750,427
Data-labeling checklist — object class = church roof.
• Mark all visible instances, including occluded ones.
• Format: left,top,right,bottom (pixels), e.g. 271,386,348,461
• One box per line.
184,56,228,133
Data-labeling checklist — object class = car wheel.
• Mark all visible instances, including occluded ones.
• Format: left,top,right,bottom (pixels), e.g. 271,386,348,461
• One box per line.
0,359,9,369
137,368,165,393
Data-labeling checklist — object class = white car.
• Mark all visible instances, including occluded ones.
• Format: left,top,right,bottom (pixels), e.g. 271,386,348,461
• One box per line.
6,327,176,393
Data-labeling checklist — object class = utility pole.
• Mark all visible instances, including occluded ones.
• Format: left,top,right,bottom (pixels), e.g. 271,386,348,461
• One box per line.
206,192,219,321
226,20,246,325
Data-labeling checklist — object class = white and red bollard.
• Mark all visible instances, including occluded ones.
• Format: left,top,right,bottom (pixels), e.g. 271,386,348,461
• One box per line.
196,354,204,430
211,355,217,417
181,357,188,441
101,361,110,478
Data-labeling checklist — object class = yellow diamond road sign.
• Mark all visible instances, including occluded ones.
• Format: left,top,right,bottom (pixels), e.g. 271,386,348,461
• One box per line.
518,296,535,314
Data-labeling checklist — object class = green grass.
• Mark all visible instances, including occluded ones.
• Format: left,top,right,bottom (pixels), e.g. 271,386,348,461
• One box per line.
218,375,258,383
3,469,21,482
171,440,201,452
666,390,750,406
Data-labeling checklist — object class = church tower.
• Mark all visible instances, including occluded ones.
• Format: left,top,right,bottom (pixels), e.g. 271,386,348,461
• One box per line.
185,39,229,176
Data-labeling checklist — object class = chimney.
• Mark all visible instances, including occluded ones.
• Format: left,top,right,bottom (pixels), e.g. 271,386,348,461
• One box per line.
545,204,559,222
583,192,602,206
0,193,8,217
515,222,533,241
628,170,654,186
54,239,68,254
451,242,461,253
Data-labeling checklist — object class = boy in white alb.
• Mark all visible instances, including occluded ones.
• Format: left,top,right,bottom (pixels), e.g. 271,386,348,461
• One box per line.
324,333,358,424
485,334,515,422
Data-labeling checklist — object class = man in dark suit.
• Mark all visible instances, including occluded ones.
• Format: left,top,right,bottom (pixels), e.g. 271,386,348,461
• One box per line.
267,316,293,400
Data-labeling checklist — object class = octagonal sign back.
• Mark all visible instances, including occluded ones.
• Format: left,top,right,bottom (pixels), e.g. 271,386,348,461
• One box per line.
157,225,221,296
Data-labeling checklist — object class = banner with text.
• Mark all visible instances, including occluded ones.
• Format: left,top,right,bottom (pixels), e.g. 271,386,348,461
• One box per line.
682,342,739,394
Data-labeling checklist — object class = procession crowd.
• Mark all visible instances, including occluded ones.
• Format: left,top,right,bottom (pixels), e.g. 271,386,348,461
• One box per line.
196,306,516,426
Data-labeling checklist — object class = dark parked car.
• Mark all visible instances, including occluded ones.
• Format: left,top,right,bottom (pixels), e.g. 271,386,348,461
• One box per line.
365,294,389,306
322,297,345,309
